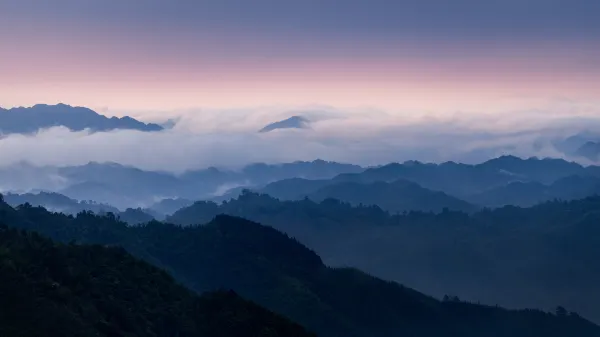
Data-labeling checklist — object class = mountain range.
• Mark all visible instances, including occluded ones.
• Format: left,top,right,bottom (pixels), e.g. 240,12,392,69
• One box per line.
6,155,600,215
0,160,364,210
0,104,163,134
229,156,600,210
1,197,598,337
167,192,600,323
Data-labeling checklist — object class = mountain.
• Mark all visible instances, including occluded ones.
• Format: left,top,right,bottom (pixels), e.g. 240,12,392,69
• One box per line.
259,116,310,132
261,178,331,200
331,156,587,196
241,159,363,182
118,207,156,225
554,132,600,161
0,199,598,336
0,103,163,134
167,192,600,323
0,160,363,209
3,191,156,225
576,142,600,161
468,175,600,207
258,156,590,203
478,155,584,184
147,198,195,216
0,225,314,337
306,179,476,213
3,191,120,214
465,181,551,207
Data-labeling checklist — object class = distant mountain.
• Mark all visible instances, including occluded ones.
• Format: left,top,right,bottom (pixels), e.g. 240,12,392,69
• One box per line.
261,178,331,200
328,156,589,197
554,132,600,162
147,198,194,216
0,225,314,337
259,116,310,132
117,207,156,225
466,175,600,208
258,178,476,213
3,191,120,214
576,142,600,161
478,155,584,184
308,180,477,213
57,162,182,207
258,156,588,203
2,200,598,337
0,160,363,209
2,191,156,225
0,103,163,134
466,181,550,207
4,155,599,211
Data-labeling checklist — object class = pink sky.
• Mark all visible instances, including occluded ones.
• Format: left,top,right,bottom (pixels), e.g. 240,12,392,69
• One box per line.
1,0,599,115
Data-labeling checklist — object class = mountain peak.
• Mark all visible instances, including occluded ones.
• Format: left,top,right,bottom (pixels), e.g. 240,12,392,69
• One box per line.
259,116,310,133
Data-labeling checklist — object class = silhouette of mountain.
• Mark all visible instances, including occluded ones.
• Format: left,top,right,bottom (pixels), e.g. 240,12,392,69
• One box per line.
331,156,587,196
554,132,600,161
0,225,314,337
3,191,156,225
4,156,599,212
0,104,163,134
260,178,331,200
3,191,120,214
256,156,592,207
118,207,156,225
0,160,363,209
468,175,600,207
309,180,477,213
466,181,550,207
259,179,476,213
1,198,598,337
167,192,600,323
148,198,195,216
576,142,600,161
259,116,310,132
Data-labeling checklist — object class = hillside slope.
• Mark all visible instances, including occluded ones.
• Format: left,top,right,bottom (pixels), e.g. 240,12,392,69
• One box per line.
0,225,314,337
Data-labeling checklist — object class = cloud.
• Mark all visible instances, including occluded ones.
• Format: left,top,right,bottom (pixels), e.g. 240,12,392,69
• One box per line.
0,105,598,176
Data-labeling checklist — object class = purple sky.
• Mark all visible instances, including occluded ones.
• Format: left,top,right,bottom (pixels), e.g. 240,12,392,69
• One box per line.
1,0,599,112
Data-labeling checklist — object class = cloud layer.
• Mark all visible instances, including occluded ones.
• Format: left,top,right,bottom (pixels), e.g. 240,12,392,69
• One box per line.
1,104,599,174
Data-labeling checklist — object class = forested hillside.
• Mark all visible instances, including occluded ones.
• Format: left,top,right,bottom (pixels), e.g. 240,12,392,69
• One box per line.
168,191,600,322
0,225,314,337
1,196,599,337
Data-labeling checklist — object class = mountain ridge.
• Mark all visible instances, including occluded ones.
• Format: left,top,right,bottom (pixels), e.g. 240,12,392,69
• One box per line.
0,103,163,134
1,198,598,337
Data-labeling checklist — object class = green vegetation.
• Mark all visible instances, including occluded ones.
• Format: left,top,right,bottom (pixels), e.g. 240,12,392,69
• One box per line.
167,191,600,323
0,224,314,337
1,196,599,336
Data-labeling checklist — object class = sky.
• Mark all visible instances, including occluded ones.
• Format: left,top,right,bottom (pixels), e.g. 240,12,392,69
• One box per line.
0,0,599,173
1,0,599,114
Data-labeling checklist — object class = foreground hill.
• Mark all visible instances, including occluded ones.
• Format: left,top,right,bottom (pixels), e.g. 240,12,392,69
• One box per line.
0,226,314,337
0,103,163,134
1,197,599,336
168,192,600,323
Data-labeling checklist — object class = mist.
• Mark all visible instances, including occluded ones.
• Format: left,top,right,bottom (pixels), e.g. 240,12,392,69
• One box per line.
0,105,599,173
